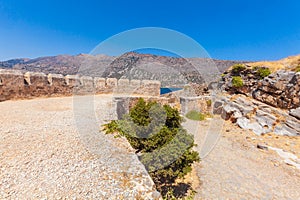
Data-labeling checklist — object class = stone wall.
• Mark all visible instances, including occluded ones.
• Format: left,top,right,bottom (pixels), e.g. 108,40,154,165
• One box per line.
180,96,212,115
114,95,213,120
0,69,161,101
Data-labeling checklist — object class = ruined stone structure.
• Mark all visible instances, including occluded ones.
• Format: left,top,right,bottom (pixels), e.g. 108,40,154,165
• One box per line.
180,96,212,115
1,69,299,137
0,69,161,101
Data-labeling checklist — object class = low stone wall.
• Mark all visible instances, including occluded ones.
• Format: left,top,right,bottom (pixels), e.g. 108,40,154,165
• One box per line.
180,96,212,115
0,69,161,101
213,95,300,136
114,95,213,119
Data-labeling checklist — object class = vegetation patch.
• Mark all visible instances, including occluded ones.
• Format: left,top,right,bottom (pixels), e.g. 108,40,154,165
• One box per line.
231,64,246,74
185,110,206,121
231,76,244,88
206,99,212,107
255,67,271,79
294,65,300,72
103,98,200,199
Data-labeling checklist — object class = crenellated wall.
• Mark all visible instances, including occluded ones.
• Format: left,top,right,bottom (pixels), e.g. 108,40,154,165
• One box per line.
0,69,161,101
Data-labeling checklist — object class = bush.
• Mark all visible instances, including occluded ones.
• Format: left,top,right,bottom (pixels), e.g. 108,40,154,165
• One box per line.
103,98,200,198
231,76,244,88
294,65,300,72
185,110,206,121
256,67,271,79
231,64,246,74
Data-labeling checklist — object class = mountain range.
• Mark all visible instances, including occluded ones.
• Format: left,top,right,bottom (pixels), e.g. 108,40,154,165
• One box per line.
0,52,246,87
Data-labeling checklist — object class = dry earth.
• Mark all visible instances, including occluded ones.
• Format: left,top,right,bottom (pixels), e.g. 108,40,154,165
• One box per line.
183,118,300,199
0,95,299,199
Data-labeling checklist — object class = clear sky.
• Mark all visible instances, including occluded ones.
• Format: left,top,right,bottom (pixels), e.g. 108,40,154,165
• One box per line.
0,0,299,61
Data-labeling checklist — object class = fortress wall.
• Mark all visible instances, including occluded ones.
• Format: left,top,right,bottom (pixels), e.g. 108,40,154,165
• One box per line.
134,80,161,96
0,69,161,102
0,70,24,101
48,74,70,95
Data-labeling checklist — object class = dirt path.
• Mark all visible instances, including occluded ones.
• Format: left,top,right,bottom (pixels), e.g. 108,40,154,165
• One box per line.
0,95,159,199
183,118,300,199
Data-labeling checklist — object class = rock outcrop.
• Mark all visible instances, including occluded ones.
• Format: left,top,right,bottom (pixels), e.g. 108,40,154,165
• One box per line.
222,67,300,110
253,71,300,109
213,95,300,136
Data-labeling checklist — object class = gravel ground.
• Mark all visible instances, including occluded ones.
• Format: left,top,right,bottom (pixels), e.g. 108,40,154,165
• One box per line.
0,95,160,199
1,95,299,199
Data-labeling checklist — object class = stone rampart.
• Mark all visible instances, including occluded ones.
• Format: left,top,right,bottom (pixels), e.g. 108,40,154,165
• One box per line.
0,69,161,101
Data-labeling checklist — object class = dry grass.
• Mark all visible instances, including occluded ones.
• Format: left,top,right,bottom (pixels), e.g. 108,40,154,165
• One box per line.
247,54,300,72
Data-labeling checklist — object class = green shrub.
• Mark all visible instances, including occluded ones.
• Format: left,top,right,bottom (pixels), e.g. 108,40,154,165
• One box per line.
103,98,200,198
231,76,244,88
256,67,271,79
185,110,206,121
231,64,246,74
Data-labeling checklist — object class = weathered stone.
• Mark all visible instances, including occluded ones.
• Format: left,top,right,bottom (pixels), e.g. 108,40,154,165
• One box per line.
114,97,130,119
236,117,265,135
214,95,300,136
180,96,211,115
257,144,268,150
213,101,223,115
0,69,162,101
94,77,106,93
289,107,300,120
223,69,300,109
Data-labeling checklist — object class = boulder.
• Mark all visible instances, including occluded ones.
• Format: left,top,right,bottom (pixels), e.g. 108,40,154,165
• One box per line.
289,107,300,120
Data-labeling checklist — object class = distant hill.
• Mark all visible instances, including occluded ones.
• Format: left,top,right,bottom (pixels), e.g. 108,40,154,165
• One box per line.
0,52,245,87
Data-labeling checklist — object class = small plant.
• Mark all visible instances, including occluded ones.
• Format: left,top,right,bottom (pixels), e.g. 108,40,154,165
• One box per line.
231,64,246,74
256,67,271,79
206,99,212,107
231,76,244,88
185,110,206,121
294,65,300,72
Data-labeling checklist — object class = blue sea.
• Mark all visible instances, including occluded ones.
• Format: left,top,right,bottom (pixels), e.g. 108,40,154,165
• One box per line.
160,88,183,95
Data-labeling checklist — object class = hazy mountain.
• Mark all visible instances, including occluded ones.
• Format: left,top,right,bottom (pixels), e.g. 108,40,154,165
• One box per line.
0,52,246,86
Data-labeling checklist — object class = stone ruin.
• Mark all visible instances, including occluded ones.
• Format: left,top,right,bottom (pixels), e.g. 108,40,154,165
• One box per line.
1,69,299,136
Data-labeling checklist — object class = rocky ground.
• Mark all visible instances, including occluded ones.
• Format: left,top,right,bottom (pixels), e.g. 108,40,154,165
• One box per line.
0,95,299,199
183,118,300,199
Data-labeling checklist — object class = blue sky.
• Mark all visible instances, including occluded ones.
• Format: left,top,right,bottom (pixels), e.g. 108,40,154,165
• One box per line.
0,0,300,61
